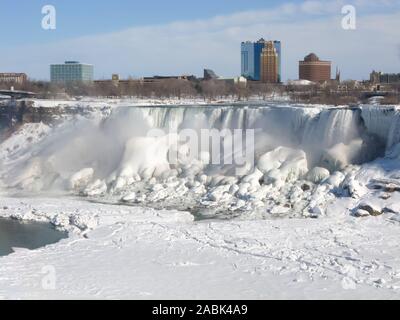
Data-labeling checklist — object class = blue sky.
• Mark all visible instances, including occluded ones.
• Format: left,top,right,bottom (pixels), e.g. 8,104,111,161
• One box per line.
2,0,287,45
1,0,399,80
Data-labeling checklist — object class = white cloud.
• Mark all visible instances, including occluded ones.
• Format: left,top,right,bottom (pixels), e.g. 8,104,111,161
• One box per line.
0,0,399,81
300,0,341,15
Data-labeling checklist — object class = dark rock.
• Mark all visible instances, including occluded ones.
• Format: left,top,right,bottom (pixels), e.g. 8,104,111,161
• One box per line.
385,186,400,193
359,204,382,216
380,193,391,200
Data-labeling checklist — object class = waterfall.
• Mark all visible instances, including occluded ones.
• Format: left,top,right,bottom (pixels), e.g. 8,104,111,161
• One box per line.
360,105,400,151
3,103,399,194
132,105,376,167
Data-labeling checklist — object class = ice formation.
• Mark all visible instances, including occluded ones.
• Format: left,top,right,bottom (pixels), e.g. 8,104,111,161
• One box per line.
1,103,400,218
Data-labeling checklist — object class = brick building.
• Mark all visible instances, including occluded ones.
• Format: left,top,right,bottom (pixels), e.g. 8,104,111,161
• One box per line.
0,73,27,84
299,53,331,82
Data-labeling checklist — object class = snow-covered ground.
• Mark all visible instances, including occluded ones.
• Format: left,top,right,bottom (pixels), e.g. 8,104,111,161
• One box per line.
25,94,291,109
1,100,400,299
29,97,214,109
1,196,400,300
28,96,284,109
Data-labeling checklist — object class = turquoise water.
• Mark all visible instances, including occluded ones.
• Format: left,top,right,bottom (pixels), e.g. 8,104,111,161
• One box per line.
0,218,67,257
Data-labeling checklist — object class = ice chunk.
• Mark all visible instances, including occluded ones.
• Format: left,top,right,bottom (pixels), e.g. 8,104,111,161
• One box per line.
257,147,308,186
83,179,107,196
69,168,94,191
323,171,345,188
306,167,330,184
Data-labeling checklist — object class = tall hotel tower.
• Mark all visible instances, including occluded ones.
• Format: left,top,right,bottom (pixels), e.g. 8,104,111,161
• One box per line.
260,41,279,83
241,38,281,82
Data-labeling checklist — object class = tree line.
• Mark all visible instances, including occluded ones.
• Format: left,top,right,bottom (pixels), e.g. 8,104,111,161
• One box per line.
1,79,399,105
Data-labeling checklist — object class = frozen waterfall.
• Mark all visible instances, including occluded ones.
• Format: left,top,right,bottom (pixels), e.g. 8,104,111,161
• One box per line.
1,103,399,199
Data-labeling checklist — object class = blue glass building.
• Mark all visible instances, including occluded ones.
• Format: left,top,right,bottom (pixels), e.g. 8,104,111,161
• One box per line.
241,41,255,80
50,61,94,83
241,39,281,82
273,40,282,83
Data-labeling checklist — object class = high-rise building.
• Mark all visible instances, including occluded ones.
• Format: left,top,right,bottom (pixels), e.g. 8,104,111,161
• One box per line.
273,40,282,83
50,61,94,83
241,39,281,82
299,53,331,82
260,41,279,83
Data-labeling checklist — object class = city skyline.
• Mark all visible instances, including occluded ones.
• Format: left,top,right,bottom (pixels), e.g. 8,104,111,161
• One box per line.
241,39,282,82
0,0,399,81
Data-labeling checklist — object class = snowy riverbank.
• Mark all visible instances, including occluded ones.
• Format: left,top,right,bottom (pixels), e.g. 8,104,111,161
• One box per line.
1,196,400,299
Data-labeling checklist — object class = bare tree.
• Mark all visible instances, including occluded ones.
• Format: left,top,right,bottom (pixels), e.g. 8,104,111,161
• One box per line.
234,82,250,101
200,80,230,100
